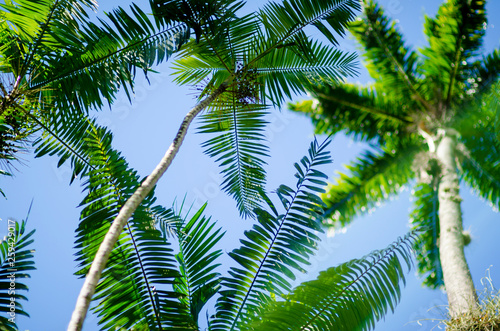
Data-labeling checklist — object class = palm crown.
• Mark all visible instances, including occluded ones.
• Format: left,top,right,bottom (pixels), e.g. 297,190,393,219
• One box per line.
292,0,500,317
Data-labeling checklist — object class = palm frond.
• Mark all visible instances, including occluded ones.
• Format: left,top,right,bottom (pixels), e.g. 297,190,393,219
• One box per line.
350,0,426,110
253,40,357,107
290,82,413,143
410,181,443,289
469,49,500,95
32,107,95,183
322,144,419,227
259,0,360,48
457,82,500,209
29,3,189,112
211,138,332,331
172,203,224,328
420,0,486,105
0,219,35,331
74,122,182,330
249,231,417,331
199,101,269,218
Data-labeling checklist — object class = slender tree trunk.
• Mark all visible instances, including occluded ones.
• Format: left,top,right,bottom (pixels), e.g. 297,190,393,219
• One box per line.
435,129,477,317
67,84,227,331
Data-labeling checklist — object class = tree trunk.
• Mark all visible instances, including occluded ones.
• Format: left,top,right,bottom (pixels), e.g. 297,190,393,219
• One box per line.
67,84,227,331
435,129,477,317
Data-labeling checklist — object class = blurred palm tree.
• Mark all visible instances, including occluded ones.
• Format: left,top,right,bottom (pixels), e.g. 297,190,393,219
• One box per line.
292,0,500,317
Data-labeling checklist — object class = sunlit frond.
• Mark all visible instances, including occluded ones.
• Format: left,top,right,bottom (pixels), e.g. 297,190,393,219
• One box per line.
250,231,417,331
212,138,332,330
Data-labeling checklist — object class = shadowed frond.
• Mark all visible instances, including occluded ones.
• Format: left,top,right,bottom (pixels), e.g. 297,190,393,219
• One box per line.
199,101,269,218
420,0,486,105
74,122,182,330
211,138,332,331
171,203,224,328
0,219,35,331
350,0,425,109
290,82,413,143
248,231,417,331
29,3,189,112
322,145,420,226
410,181,443,289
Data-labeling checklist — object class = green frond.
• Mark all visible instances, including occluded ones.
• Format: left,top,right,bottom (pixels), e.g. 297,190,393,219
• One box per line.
172,203,224,328
253,40,357,107
469,49,500,95
211,138,332,331
32,107,95,183
420,0,486,105
151,0,245,43
350,0,425,109
410,181,443,289
0,219,35,331
259,0,360,48
249,231,417,331
199,101,269,218
29,4,189,112
457,82,500,209
290,82,414,143
322,144,420,227
74,122,182,330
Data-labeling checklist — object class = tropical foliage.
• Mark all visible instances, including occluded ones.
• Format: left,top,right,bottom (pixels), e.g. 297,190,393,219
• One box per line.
0,0,190,182
0,0,424,329
292,0,500,317
70,131,419,330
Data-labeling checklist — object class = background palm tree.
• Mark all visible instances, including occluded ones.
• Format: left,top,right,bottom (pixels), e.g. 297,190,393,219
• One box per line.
292,0,500,318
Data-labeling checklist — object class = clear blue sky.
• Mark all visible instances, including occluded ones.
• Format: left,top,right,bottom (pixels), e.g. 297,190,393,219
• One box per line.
0,0,499,330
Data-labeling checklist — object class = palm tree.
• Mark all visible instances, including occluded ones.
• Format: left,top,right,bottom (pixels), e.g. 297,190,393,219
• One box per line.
65,0,366,328
291,0,500,318
65,127,421,330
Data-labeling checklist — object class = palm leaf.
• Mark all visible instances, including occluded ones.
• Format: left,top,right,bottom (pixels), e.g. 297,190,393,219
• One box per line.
0,219,35,331
199,101,269,217
258,0,360,48
28,3,189,112
248,231,417,331
456,81,500,209
322,144,420,227
469,49,500,96
290,82,413,143
74,122,182,330
420,0,486,105
211,138,332,330
32,107,95,183
350,0,426,110
410,181,443,289
253,40,357,107
171,203,224,328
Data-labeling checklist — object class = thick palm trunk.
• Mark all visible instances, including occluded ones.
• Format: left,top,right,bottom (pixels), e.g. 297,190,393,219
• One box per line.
67,84,227,331
435,129,477,317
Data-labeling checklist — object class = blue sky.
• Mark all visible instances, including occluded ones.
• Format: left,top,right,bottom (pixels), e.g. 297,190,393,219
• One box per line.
1,0,499,330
